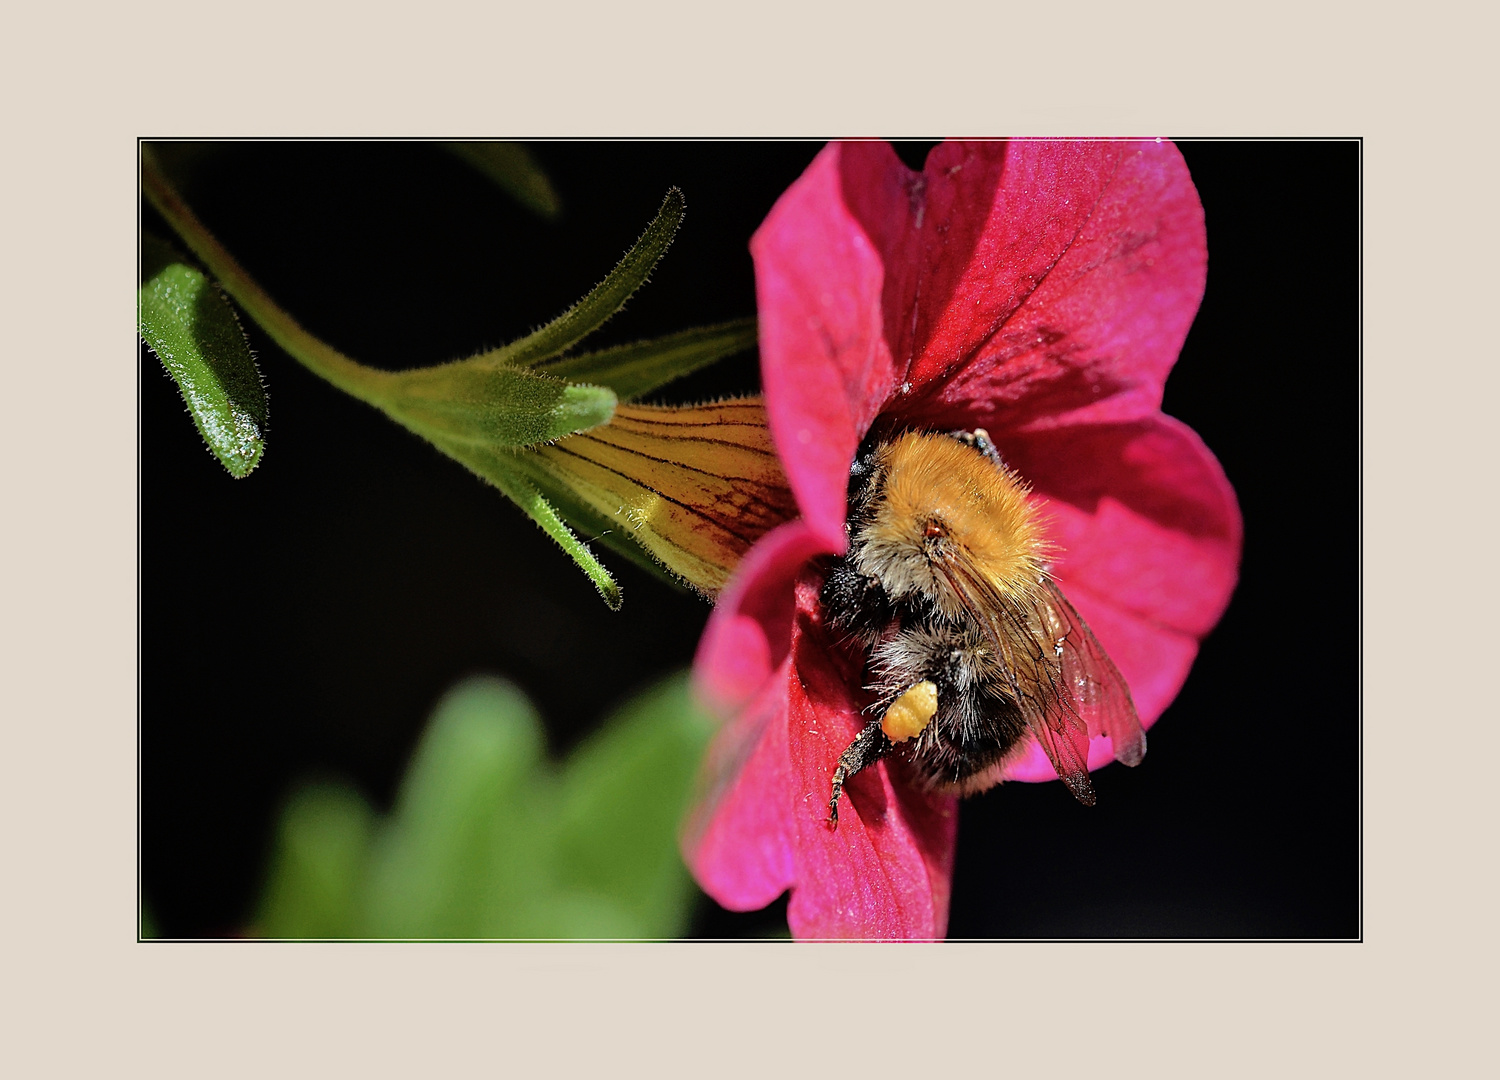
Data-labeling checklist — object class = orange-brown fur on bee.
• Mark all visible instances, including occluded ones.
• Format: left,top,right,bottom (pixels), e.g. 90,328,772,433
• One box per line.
852,431,1052,619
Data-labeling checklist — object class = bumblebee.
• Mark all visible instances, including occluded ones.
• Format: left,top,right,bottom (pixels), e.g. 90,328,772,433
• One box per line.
819,429,1146,824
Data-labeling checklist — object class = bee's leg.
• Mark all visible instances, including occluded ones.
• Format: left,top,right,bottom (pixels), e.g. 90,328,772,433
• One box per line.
951,427,1005,469
828,720,893,828
829,680,940,827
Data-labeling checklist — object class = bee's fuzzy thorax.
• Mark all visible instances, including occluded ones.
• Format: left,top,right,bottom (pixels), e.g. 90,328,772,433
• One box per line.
853,433,1049,617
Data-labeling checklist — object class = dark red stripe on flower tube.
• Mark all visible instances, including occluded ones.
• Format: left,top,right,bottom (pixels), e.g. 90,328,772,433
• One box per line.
532,398,798,595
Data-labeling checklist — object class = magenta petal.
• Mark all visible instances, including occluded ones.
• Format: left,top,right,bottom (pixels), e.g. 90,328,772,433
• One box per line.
903,141,1113,389
1005,414,1242,641
752,143,912,551
781,574,958,940
896,140,1207,434
694,519,832,716
683,662,797,911
687,521,831,916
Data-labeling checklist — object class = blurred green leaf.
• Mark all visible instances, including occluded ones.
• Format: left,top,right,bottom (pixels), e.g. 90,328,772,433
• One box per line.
140,901,159,940
251,672,716,938
553,673,716,937
442,142,562,219
140,233,268,477
256,784,377,938
537,318,757,402
362,678,547,938
470,188,685,369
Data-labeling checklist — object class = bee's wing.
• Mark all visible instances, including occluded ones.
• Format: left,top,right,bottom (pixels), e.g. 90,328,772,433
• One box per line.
937,558,1143,806
991,595,1099,806
936,558,1095,804
1038,578,1146,768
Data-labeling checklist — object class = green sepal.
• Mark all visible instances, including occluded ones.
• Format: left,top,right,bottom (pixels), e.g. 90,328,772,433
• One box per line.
380,363,616,449
139,232,268,477
424,437,622,609
505,447,693,592
469,188,685,369
537,317,758,402
441,142,562,219
487,467,622,612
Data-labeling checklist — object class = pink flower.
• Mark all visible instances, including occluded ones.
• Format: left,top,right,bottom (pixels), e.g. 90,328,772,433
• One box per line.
685,140,1242,940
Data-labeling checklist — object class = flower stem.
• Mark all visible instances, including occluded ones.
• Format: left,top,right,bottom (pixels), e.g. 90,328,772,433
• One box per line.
139,145,396,408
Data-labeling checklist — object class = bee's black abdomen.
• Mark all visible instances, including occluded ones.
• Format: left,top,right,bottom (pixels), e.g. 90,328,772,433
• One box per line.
904,683,1028,792
861,613,1033,794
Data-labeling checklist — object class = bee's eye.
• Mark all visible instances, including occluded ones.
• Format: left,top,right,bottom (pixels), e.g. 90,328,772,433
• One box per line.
923,519,946,540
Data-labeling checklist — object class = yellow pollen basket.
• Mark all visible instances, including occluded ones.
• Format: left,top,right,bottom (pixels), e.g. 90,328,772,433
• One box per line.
880,680,939,742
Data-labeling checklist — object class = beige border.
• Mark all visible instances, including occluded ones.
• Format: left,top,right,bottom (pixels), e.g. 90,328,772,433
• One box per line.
4,0,1485,1074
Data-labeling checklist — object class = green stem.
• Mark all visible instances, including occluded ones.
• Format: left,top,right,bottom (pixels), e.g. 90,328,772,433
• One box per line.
140,145,396,408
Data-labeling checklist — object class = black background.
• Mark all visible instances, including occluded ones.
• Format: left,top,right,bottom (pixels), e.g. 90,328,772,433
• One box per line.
141,140,1358,939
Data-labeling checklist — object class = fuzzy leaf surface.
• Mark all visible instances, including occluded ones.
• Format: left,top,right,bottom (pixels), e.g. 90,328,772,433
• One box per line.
385,363,616,449
470,189,685,369
537,318,757,401
139,234,268,477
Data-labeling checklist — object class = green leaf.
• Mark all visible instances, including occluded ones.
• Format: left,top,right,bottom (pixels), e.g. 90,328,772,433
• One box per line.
383,363,615,449
537,318,758,402
362,679,543,937
140,233,268,477
252,672,715,939
362,678,550,937
470,188,686,369
552,673,716,937
442,142,562,219
498,892,644,939
355,675,651,939
255,784,377,938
